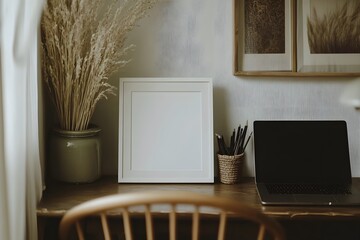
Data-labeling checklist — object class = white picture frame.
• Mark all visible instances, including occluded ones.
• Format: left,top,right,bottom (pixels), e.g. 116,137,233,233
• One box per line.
118,78,214,183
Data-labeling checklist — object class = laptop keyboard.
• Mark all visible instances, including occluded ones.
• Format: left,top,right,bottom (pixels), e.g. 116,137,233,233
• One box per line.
266,184,352,195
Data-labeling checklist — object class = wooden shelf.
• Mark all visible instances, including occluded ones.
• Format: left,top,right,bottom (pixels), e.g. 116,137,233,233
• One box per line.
233,71,360,78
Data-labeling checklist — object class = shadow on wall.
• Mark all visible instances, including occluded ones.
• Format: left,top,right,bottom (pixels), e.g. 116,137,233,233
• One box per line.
213,86,230,178
90,76,120,176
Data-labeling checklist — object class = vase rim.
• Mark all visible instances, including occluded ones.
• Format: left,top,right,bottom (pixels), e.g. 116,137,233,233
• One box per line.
53,125,101,138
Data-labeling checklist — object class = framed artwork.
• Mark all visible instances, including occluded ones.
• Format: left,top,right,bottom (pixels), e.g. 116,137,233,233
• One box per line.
298,0,360,73
236,0,294,72
118,78,214,183
233,0,360,77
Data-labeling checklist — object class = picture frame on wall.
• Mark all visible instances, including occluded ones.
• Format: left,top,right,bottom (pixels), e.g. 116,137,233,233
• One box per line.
297,0,360,73
233,0,360,77
235,0,295,72
118,78,214,183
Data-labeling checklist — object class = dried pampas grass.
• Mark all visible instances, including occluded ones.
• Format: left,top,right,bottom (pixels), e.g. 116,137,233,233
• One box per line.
307,1,360,54
41,0,156,131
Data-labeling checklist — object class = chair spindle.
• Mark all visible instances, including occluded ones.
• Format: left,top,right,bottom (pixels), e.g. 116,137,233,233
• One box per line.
192,206,200,240
170,204,177,240
122,208,133,240
217,211,227,240
145,205,154,240
75,222,85,240
257,224,266,240
100,213,111,240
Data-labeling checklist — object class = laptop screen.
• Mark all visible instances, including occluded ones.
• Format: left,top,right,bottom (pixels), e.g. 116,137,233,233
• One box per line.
254,121,352,184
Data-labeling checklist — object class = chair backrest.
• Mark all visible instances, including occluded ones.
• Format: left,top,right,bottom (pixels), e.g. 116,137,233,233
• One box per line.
59,191,285,240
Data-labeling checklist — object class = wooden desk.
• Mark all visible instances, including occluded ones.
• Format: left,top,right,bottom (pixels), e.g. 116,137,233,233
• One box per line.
37,177,360,239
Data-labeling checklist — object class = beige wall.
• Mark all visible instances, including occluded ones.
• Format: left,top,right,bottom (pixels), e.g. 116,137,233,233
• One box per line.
91,0,360,177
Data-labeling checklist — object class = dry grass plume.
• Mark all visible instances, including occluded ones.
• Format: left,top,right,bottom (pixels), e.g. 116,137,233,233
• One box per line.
41,0,156,131
307,1,360,53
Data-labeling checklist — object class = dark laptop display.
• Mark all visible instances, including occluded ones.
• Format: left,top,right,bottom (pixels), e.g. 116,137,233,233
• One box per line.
254,120,360,206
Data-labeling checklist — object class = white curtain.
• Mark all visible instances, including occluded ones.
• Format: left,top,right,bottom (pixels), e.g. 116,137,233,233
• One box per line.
0,0,44,239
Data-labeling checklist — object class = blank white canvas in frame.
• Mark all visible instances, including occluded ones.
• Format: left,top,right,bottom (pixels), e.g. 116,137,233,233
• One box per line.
118,78,214,183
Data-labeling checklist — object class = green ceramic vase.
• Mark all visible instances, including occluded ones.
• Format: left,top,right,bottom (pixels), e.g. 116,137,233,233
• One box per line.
50,126,101,183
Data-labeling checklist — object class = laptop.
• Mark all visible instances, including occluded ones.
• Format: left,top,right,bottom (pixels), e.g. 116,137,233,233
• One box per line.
254,120,360,206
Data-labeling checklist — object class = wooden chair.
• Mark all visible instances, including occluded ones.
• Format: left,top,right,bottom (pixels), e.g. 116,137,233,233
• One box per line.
59,191,285,240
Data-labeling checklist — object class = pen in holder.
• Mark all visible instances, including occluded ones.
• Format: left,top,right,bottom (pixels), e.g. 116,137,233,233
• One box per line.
216,121,252,184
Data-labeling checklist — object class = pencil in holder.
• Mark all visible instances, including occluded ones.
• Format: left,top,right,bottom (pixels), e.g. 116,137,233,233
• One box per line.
218,153,244,184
